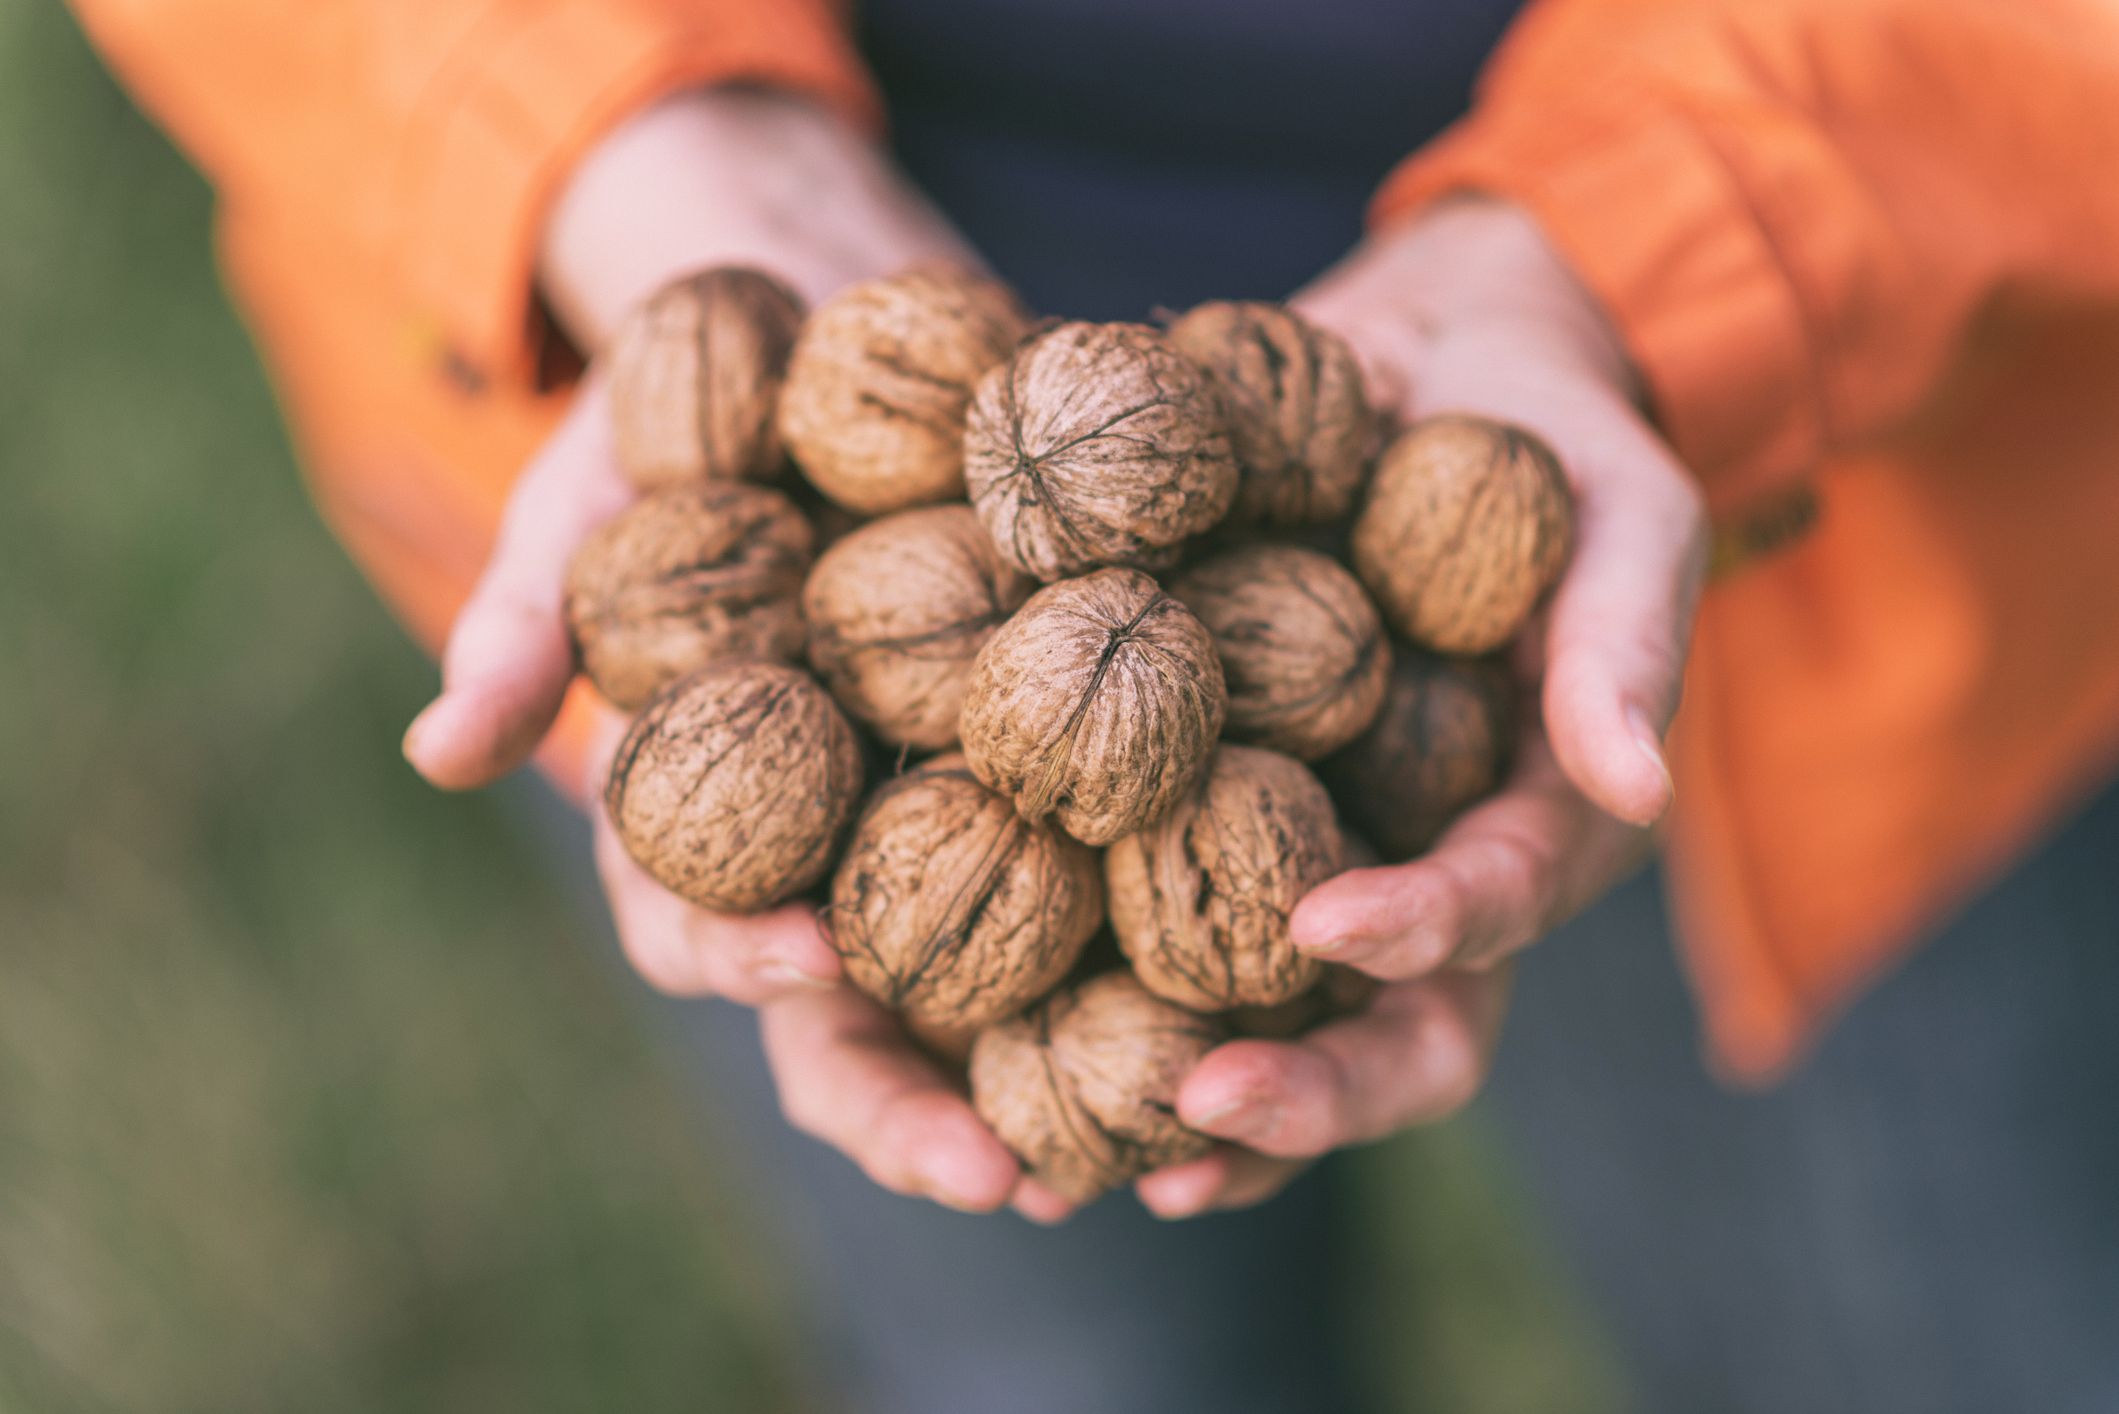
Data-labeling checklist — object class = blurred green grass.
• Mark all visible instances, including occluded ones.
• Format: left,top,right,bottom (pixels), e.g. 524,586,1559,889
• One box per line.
0,5,1619,1411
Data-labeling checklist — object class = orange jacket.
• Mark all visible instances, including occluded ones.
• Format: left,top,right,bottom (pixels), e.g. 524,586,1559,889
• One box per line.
72,0,2119,1080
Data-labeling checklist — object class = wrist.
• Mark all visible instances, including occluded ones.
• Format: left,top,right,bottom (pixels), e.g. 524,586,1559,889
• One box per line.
539,87,975,351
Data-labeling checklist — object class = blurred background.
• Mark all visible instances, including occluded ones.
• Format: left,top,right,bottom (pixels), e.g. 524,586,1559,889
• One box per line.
0,4,1620,1409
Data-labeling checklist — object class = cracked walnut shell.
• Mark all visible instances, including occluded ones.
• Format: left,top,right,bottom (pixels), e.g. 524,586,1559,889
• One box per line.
965,322,1237,580
969,971,1223,1203
1106,745,1345,1012
564,484,813,710
959,568,1226,846
827,754,1102,1032
604,660,863,912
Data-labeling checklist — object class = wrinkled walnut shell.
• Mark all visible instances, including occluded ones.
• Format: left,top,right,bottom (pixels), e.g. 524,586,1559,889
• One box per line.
1106,745,1345,1011
604,660,863,912
828,754,1102,1031
970,971,1223,1203
803,505,1033,749
960,568,1226,846
564,484,814,710
1351,415,1573,654
1319,648,1515,862
607,268,804,490
1165,301,1378,526
779,268,1028,514
965,322,1237,580
1171,543,1391,761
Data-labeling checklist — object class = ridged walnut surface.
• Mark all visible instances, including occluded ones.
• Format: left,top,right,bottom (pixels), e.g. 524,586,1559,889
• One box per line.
1351,415,1574,654
607,268,804,490
1171,543,1391,762
828,755,1102,1031
803,505,1033,750
1106,745,1344,1012
604,661,863,912
1320,649,1515,862
779,268,1028,514
959,569,1226,847
1165,301,1378,526
964,322,1237,580
969,972,1222,1203
565,484,814,710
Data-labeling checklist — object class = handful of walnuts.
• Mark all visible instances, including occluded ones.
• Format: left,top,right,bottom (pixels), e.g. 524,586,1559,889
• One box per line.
564,266,1574,1203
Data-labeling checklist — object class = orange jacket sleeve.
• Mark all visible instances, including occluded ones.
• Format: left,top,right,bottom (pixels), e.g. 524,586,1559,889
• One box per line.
1374,0,2119,517
68,0,878,388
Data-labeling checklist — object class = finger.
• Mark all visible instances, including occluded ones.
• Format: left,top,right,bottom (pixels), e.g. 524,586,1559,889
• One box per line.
1135,1148,1308,1220
1539,431,1708,826
1009,1178,1078,1226
404,378,634,789
1291,738,1646,977
592,785,841,1004
1178,969,1512,1159
760,988,1019,1213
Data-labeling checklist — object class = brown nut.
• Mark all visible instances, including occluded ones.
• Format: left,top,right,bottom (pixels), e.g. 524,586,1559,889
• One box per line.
778,268,1028,514
1106,744,1344,1011
803,505,1034,750
1319,648,1515,862
959,568,1226,846
1170,543,1390,761
970,971,1223,1203
604,660,863,912
1350,415,1573,654
827,754,1102,1032
1165,300,1378,526
607,267,804,490
564,484,814,710
965,322,1237,580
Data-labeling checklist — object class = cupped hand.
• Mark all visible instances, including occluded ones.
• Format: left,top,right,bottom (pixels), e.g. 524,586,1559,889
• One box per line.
1136,198,1710,1218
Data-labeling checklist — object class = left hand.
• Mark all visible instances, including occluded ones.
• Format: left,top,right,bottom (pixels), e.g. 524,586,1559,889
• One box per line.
1134,198,1710,1219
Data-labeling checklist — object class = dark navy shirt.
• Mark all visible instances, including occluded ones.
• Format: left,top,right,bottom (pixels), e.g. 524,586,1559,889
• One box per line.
858,0,1527,319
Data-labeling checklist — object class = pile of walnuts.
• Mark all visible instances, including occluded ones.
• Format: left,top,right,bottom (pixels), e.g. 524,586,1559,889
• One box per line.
568,267,1573,1202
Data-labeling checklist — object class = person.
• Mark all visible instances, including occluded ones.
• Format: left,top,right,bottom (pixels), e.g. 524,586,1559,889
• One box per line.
71,0,2119,1409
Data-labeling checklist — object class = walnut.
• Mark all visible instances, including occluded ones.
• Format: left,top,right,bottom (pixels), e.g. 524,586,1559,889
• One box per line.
604,660,863,912
1319,648,1515,861
564,484,813,710
959,568,1226,846
778,268,1028,514
827,754,1102,1032
1106,744,1345,1011
606,268,804,490
1170,543,1390,761
1351,415,1573,654
1165,301,1378,526
964,322,1237,580
970,971,1224,1203
803,505,1033,750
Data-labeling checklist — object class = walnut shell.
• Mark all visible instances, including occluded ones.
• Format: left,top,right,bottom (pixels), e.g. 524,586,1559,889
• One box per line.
1171,543,1390,761
959,568,1226,846
970,971,1223,1203
1106,745,1344,1011
1165,301,1378,526
1319,648,1515,862
827,754,1102,1031
564,484,814,710
607,268,804,490
1350,415,1573,654
604,660,863,912
964,322,1238,580
803,505,1033,750
778,268,1028,514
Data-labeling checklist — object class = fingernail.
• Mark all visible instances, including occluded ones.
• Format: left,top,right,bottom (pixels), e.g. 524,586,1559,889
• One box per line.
1625,704,1675,810
1193,1095,1275,1140
919,1158,995,1214
759,959,837,993
1295,933,1362,958
401,704,438,764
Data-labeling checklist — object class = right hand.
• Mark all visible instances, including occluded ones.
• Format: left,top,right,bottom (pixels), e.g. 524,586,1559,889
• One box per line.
402,88,1037,1213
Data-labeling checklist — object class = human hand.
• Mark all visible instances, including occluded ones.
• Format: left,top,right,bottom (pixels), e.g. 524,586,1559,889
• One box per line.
1135,198,1710,1218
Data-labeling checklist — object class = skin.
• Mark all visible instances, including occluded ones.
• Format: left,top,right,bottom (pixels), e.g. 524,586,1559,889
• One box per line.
403,89,1708,1221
